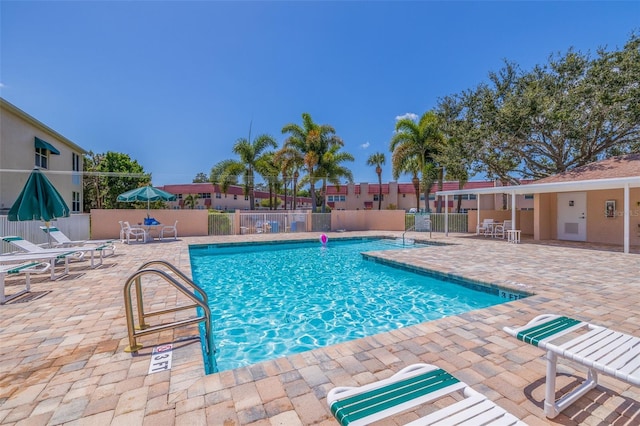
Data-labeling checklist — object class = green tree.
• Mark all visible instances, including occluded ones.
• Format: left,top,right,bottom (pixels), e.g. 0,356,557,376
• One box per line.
83,151,150,211
316,145,354,212
274,145,304,210
366,152,386,210
193,172,208,183
444,33,640,181
282,113,345,213
184,193,200,209
390,112,444,212
210,132,277,210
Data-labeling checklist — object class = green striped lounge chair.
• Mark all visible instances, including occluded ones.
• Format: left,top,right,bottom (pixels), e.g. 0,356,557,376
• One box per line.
39,226,116,256
504,314,640,418
327,363,526,425
1,261,51,304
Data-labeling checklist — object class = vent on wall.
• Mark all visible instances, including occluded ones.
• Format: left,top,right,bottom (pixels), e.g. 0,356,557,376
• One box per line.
565,222,579,234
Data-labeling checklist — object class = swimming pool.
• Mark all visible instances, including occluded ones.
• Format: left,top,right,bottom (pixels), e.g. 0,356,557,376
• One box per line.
189,237,519,372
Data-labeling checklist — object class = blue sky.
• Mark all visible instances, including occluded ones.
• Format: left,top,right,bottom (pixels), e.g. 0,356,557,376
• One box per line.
1,1,638,187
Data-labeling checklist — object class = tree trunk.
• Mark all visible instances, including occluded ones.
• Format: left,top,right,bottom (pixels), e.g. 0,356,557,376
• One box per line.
377,166,382,210
412,176,420,211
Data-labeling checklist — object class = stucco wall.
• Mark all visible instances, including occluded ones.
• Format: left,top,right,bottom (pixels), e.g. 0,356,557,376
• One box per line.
587,188,640,246
90,209,209,239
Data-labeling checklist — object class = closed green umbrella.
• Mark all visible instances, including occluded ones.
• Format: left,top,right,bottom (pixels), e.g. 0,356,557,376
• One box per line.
9,169,70,222
117,185,176,217
8,168,70,246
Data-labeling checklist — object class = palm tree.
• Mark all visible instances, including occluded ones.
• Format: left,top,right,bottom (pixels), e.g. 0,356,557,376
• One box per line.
366,152,386,210
390,111,444,212
282,113,344,213
317,145,354,212
210,133,277,210
274,145,304,210
184,193,200,209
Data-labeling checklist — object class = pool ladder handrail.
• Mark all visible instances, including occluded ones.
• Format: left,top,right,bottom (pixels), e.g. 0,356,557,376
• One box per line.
123,260,217,373
402,226,415,245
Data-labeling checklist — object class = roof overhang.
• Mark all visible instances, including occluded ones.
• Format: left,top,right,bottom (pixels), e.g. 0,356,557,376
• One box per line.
436,176,640,197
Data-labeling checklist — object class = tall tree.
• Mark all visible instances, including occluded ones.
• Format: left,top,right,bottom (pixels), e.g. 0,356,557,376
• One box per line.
210,132,277,210
184,193,200,209
366,152,386,210
192,172,208,183
390,111,444,212
83,151,150,211
445,33,640,181
274,145,304,210
316,145,354,212
282,113,345,213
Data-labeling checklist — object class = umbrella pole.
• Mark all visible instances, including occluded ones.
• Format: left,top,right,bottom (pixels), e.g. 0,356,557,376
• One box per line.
45,221,52,248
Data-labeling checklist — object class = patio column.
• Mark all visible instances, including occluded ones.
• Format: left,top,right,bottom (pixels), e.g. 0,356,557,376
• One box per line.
624,183,630,254
511,191,517,230
444,195,449,236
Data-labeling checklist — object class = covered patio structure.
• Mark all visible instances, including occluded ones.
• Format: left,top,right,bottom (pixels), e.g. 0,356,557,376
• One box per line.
437,154,640,254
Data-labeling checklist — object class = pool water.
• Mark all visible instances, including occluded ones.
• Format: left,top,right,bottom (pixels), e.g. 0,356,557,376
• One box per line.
189,238,508,372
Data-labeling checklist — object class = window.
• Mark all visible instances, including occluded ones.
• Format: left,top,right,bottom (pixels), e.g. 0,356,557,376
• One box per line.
72,191,81,213
524,194,534,200
35,147,48,169
469,194,477,200
243,195,247,200
373,194,383,201
340,195,346,202
328,195,334,202
428,194,436,200
215,193,221,199
234,194,238,200
199,193,211,199
177,194,183,199
72,153,81,185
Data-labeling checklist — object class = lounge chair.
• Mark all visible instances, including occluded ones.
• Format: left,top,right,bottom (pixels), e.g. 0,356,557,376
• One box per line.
327,363,527,425
40,226,116,252
504,314,640,418
2,236,107,267
0,261,51,304
0,251,75,280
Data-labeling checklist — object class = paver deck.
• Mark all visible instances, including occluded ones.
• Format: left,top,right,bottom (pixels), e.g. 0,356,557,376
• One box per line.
1,232,639,425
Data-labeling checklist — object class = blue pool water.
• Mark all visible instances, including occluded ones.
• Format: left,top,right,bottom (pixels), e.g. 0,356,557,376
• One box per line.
189,238,510,372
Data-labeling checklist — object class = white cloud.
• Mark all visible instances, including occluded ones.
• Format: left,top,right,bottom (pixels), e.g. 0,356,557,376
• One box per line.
395,112,418,121
360,142,370,149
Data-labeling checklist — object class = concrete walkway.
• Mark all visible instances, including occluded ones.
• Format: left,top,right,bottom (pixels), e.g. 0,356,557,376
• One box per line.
1,232,638,425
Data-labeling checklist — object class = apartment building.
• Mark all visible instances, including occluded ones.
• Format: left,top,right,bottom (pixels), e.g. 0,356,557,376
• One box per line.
0,98,86,214
325,180,535,212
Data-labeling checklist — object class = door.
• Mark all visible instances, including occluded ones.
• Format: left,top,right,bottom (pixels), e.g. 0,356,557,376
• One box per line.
557,192,587,241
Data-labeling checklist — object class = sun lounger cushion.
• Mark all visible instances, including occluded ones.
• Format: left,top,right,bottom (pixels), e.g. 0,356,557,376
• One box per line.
327,363,526,425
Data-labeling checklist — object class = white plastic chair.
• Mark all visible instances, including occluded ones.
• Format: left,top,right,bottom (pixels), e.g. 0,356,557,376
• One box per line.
122,221,148,244
476,218,494,236
493,220,512,239
159,220,178,240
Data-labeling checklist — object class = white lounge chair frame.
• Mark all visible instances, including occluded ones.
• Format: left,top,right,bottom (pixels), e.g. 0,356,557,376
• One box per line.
40,226,116,254
2,236,107,268
476,218,494,236
327,363,526,425
121,221,149,244
0,261,51,304
504,314,640,418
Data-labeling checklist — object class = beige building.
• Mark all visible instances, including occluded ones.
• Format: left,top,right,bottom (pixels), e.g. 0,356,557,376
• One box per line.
326,180,535,212
0,98,87,214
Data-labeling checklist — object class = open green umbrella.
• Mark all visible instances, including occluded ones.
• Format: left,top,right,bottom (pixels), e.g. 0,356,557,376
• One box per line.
117,185,177,217
8,168,70,246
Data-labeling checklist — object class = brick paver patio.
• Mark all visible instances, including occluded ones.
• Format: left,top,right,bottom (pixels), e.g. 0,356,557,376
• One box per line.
1,232,638,425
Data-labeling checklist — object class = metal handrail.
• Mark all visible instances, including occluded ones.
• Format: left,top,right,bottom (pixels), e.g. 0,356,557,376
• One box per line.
123,260,216,373
402,226,415,245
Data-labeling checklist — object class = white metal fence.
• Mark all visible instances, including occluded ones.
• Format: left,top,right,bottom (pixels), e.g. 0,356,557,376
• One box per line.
0,214,90,254
236,211,308,235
